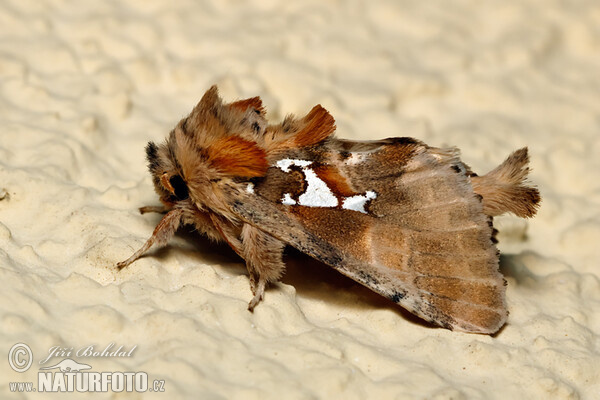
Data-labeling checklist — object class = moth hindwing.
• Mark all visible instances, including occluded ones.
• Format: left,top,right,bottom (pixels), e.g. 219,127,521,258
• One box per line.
118,85,540,335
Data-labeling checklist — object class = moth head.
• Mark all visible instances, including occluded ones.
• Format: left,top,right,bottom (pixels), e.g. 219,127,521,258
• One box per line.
145,140,190,207
145,86,270,210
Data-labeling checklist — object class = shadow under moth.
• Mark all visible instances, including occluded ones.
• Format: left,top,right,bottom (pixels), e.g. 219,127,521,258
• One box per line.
118,85,541,334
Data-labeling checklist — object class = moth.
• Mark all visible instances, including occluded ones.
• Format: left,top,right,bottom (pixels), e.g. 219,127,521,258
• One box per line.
118,86,540,334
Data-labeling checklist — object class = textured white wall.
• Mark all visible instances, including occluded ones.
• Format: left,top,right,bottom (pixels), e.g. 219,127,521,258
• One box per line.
0,1,598,399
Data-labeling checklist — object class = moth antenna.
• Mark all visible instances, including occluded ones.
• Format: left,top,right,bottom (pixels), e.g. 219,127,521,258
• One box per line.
471,147,541,218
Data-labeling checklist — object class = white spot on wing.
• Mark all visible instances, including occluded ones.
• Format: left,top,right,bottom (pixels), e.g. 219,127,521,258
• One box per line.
276,159,338,208
276,159,312,172
345,153,367,165
342,191,377,214
276,158,375,213
298,167,338,207
246,183,255,194
281,193,296,205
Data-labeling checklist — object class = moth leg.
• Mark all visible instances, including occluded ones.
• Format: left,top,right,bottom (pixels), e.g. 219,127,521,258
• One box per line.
117,208,183,269
209,213,244,258
241,224,286,311
139,205,170,214
247,270,259,294
248,278,266,311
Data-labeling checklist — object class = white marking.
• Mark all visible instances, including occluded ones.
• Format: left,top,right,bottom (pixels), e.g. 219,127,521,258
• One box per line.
342,191,377,214
276,158,377,213
276,159,338,207
281,193,296,205
297,167,339,207
345,153,367,165
276,159,312,172
246,183,255,194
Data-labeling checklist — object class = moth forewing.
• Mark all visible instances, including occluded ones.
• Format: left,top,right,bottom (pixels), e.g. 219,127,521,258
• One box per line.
232,142,508,334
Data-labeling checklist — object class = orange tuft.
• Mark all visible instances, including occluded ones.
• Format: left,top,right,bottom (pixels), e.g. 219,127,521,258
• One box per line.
294,105,336,147
228,97,265,115
208,136,268,177
312,164,355,197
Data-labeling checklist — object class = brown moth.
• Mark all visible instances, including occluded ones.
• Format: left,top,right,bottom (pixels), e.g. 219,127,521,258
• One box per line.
118,85,541,334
